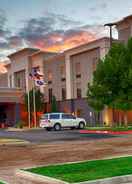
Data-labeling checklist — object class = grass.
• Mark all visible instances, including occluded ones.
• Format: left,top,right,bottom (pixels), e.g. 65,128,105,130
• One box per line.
86,126,132,131
26,156,132,183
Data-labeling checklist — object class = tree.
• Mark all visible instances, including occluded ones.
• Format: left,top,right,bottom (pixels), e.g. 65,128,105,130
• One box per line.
51,96,58,112
24,89,45,122
87,38,132,126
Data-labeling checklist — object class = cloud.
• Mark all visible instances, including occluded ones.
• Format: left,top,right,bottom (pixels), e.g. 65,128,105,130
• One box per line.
0,12,111,61
18,12,109,52
89,2,107,12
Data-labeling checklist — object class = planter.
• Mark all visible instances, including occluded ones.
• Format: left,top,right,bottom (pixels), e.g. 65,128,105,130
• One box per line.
15,170,132,184
15,170,68,184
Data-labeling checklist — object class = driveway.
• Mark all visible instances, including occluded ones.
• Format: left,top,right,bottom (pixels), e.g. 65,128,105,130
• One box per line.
0,134,132,183
0,128,117,143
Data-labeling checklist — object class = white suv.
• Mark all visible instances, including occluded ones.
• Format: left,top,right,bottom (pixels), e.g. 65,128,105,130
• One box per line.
39,113,86,131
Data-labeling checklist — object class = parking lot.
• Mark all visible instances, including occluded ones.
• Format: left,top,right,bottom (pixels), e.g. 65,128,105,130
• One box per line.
0,128,116,144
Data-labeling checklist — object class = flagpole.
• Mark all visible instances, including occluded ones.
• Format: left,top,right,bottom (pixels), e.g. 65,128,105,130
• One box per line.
33,80,37,128
27,71,31,128
27,88,31,128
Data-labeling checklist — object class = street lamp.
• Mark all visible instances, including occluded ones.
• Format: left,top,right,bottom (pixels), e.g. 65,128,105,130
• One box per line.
104,23,116,47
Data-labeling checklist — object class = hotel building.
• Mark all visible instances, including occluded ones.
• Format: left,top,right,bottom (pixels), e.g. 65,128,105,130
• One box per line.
0,14,132,126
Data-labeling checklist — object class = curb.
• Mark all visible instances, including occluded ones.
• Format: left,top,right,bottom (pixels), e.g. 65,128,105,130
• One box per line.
75,174,132,184
15,169,132,184
15,170,68,184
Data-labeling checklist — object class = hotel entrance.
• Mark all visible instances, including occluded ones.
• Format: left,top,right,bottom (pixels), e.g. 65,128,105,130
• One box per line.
0,103,19,127
0,88,23,127
0,104,7,126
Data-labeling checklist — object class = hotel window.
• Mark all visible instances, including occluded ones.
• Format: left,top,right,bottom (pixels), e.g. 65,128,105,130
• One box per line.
60,64,66,81
77,88,82,98
48,88,52,103
9,75,12,88
14,70,26,89
75,62,81,78
48,70,53,84
62,88,66,100
76,82,82,98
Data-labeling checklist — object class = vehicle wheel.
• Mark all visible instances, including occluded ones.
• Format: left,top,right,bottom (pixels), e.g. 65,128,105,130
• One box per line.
78,122,85,129
46,127,52,131
54,123,61,131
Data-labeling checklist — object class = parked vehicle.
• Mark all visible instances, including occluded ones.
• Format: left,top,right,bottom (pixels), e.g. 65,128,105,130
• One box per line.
39,112,86,131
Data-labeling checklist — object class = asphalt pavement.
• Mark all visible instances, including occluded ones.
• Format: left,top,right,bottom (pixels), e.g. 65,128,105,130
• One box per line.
0,128,117,143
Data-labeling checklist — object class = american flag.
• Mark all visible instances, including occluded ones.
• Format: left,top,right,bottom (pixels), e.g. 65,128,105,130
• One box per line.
29,68,43,80
35,80,47,87
29,68,47,86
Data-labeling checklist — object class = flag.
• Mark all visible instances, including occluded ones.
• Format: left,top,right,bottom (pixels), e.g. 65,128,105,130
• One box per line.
35,79,47,87
29,68,44,80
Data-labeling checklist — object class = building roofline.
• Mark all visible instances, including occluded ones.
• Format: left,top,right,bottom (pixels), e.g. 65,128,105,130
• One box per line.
44,52,65,62
42,37,113,62
8,47,39,58
108,14,132,25
29,50,58,57
64,37,111,53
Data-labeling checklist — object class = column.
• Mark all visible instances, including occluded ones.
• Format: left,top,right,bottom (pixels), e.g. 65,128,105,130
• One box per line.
15,103,21,123
65,55,73,99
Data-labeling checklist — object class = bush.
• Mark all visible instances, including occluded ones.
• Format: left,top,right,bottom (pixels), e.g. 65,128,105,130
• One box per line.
15,120,25,129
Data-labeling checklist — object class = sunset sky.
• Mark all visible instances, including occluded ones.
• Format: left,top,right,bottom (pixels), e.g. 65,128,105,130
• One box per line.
0,0,132,60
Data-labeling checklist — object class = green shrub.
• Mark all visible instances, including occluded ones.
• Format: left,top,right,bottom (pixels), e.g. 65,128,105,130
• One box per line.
15,120,25,129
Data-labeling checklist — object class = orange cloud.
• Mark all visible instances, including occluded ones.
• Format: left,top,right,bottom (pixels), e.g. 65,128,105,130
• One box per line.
37,31,96,52
0,63,7,74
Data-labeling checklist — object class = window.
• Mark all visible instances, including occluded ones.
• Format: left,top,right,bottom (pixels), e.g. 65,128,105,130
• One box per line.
75,62,81,78
60,65,66,81
62,114,76,119
48,88,52,103
48,81,52,84
49,114,60,119
77,88,82,98
61,78,66,82
60,65,65,76
48,70,52,81
62,88,66,100
14,70,26,89
76,74,81,78
9,75,12,87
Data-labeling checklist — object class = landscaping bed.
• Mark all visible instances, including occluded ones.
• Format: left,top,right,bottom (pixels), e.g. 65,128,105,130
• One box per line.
0,181,5,184
26,156,132,183
81,126,132,135
86,126,132,131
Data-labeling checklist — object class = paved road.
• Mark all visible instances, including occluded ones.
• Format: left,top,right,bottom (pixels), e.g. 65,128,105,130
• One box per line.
0,129,117,143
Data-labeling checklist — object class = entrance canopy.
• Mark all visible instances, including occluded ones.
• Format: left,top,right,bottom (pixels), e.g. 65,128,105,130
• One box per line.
0,88,24,127
0,87,23,103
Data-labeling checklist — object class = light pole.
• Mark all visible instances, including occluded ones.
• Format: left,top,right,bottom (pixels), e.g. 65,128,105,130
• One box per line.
104,23,116,47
